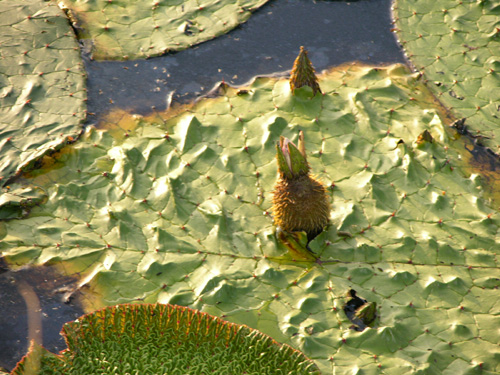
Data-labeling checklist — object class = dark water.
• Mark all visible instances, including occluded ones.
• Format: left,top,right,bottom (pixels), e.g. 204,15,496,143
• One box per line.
85,0,405,120
0,262,84,371
0,0,406,370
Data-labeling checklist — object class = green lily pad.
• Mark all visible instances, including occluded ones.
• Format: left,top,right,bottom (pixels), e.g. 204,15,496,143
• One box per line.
0,186,47,220
393,0,500,150
59,0,270,60
11,303,320,374
0,0,86,183
2,64,500,373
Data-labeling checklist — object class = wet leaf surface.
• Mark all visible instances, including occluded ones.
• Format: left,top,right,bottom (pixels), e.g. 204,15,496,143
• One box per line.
60,0,270,60
0,187,47,220
394,0,500,150
0,0,86,183
2,64,500,373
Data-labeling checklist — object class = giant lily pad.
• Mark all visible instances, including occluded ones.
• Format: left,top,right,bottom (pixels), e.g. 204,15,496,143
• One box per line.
2,64,500,373
393,0,500,150
0,0,86,183
59,0,270,60
11,303,320,374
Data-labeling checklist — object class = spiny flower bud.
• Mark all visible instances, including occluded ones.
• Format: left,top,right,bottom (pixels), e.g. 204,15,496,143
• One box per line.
273,131,330,242
289,46,322,96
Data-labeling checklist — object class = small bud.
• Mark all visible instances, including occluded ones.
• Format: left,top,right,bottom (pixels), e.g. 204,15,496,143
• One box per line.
289,46,321,95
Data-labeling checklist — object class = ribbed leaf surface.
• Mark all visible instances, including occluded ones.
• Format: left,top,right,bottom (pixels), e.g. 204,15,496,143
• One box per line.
11,304,320,374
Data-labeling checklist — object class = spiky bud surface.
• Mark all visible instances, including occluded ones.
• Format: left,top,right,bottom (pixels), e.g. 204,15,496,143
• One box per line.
273,132,329,241
289,46,322,96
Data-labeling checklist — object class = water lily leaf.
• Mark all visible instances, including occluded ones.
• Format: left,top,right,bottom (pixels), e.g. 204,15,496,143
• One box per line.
2,64,500,373
0,0,86,183
11,304,320,374
0,186,47,220
394,0,500,150
59,0,270,60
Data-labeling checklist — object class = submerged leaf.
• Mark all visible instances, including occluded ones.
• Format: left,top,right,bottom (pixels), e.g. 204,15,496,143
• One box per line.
343,289,377,331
